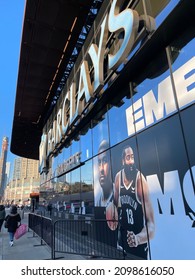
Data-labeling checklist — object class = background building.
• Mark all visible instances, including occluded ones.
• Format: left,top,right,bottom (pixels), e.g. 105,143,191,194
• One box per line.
0,136,9,200
4,157,40,205
13,157,22,180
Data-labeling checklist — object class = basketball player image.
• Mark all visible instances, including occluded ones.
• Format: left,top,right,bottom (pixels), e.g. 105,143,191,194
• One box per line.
95,140,118,247
106,145,155,259
96,140,114,207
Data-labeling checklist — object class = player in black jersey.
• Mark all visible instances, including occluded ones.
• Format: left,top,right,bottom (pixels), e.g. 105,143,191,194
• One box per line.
106,145,155,259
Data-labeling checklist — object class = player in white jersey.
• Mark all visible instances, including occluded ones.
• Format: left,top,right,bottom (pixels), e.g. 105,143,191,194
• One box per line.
96,140,114,207
95,140,117,247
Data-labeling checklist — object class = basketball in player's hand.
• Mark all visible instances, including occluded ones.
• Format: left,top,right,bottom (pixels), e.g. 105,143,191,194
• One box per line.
106,202,118,230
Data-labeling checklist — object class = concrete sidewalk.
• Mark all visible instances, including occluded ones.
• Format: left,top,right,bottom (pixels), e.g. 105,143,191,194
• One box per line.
0,211,86,260
0,212,52,260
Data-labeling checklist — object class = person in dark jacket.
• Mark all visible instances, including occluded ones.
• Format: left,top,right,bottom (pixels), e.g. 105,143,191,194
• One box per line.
47,203,52,217
0,204,6,232
5,205,21,246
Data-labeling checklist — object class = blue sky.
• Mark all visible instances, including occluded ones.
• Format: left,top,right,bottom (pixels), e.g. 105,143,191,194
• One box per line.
0,0,25,168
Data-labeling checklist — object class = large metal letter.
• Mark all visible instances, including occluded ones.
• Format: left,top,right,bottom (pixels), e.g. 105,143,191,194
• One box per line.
88,15,108,93
108,0,139,70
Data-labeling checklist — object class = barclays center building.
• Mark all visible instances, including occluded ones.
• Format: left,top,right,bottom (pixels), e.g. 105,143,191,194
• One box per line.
11,0,195,259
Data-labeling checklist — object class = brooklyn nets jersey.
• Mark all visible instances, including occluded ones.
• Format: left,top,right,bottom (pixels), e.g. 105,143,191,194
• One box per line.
118,169,148,259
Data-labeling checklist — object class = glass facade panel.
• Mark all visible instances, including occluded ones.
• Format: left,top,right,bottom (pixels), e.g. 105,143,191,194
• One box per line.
64,172,71,201
71,138,80,157
80,127,92,162
130,49,173,134
92,112,110,157
81,160,94,214
169,36,195,201
63,146,71,163
70,168,81,196
108,97,132,147
81,160,93,195
170,38,195,110
55,149,64,174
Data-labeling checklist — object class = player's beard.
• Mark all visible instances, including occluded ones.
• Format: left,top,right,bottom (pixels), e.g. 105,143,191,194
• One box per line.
124,163,136,181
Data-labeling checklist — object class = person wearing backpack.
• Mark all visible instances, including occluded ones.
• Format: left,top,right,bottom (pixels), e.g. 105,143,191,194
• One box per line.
4,205,21,246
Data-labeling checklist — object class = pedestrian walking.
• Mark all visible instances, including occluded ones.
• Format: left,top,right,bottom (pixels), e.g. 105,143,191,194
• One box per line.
0,204,6,232
47,203,52,217
4,205,21,246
